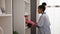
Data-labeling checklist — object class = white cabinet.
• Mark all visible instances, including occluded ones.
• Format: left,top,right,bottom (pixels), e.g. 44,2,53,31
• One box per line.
24,0,30,29
0,0,12,34
24,0,30,15
24,0,31,34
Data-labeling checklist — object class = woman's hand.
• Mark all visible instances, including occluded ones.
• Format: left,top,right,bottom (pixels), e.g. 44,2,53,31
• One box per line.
35,24,40,28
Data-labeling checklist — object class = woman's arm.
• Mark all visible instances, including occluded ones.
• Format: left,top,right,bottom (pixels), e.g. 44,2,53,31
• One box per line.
34,23,40,28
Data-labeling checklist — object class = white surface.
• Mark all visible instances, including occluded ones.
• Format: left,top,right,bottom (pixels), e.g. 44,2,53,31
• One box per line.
0,8,2,14
25,28,31,34
0,14,12,17
5,0,12,14
0,26,4,34
24,0,30,19
0,17,12,34
0,0,12,34
24,12,29,16
13,0,25,34
24,0,30,4
0,0,12,14
46,7,60,34
0,0,5,10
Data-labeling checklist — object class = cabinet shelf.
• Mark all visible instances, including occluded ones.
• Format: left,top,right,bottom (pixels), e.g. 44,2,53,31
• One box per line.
0,14,12,17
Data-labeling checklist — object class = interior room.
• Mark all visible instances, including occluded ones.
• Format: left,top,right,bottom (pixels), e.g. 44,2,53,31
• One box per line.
0,0,60,34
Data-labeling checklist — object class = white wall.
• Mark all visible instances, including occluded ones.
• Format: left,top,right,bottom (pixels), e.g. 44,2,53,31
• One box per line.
0,0,12,14
13,0,25,34
46,7,60,34
0,0,5,11
5,0,12,14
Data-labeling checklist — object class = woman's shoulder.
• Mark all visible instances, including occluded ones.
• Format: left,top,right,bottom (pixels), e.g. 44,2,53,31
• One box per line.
42,14,47,16
42,14,48,18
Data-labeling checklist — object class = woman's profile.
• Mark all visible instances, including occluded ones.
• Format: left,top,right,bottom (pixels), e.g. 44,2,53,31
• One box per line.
36,2,51,34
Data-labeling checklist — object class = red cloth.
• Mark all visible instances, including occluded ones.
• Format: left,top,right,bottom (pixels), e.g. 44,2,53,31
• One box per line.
26,20,35,27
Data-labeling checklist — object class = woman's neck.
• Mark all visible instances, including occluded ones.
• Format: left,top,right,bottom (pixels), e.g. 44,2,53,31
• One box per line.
42,12,44,14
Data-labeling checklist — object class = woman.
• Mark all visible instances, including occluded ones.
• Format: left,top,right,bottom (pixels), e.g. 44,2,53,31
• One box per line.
37,2,51,34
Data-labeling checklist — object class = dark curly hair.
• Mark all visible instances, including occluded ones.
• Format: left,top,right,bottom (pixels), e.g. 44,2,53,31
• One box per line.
38,2,47,12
